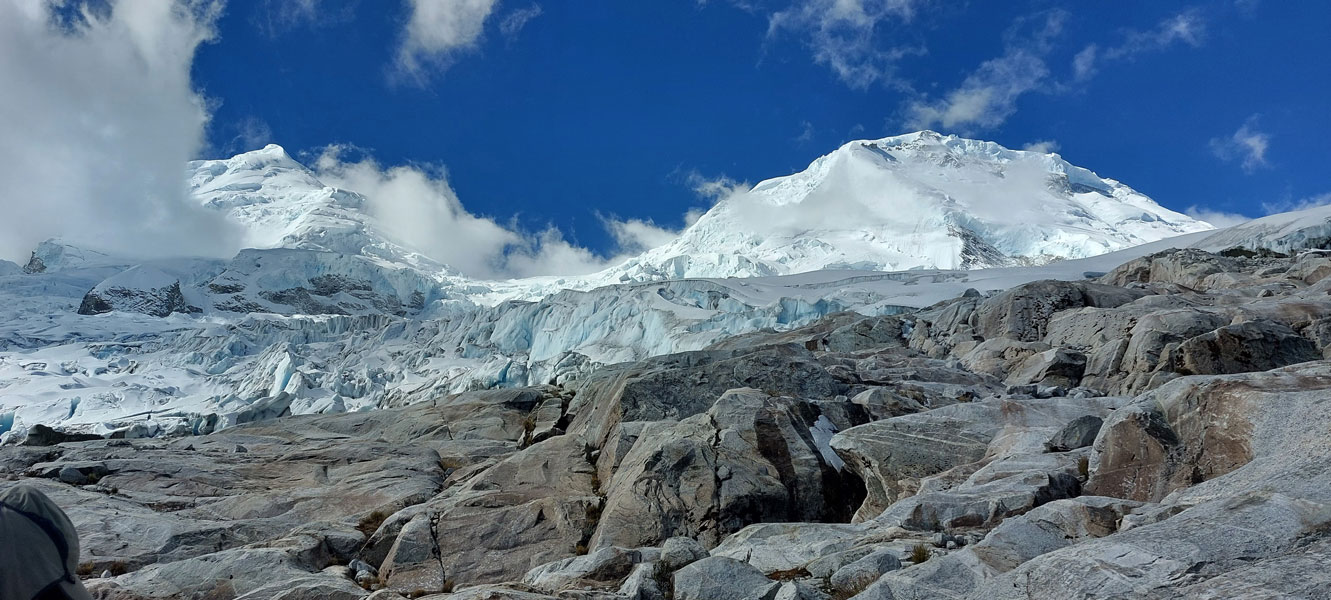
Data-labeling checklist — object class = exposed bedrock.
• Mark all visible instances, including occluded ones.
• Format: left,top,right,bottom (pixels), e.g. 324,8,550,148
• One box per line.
5,248,1331,599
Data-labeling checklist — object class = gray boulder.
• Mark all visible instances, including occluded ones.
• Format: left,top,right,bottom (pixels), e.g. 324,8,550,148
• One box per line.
672,557,780,600
1044,415,1103,452
828,548,901,596
1005,348,1087,389
658,536,709,572
523,546,658,592
591,389,862,549
1173,320,1320,375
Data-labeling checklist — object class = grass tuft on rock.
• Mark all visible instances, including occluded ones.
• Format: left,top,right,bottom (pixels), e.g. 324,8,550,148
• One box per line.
910,543,931,564
357,509,389,538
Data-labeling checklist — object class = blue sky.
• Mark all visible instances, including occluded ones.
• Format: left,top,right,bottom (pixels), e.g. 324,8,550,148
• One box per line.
1,0,1327,271
188,0,1329,257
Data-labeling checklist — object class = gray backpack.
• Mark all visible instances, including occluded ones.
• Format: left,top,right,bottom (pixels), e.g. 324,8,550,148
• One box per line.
0,485,93,600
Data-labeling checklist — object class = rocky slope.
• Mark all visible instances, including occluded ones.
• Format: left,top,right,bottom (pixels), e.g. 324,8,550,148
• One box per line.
5,246,1331,599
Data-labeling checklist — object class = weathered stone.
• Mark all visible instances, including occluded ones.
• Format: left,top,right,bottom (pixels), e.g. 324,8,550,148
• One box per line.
1173,320,1320,375
974,280,1145,342
672,557,780,600
828,548,901,595
830,396,1122,521
19,424,102,446
1043,415,1103,452
849,388,925,421
523,546,657,592
710,522,866,574
658,536,708,572
873,452,1084,532
398,435,601,588
592,389,863,549
1005,348,1087,389
856,496,1141,599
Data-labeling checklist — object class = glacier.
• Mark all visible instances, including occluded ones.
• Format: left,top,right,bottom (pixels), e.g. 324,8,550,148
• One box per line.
6,132,1328,441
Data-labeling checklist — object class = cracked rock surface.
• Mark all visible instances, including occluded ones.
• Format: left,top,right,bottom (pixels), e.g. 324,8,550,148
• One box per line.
6,248,1331,599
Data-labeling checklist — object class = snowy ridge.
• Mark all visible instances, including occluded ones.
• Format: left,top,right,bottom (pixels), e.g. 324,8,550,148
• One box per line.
189,144,449,276
586,131,1212,285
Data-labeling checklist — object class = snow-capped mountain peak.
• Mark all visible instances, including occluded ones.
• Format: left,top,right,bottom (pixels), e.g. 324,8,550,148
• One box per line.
596,131,1213,283
187,145,447,275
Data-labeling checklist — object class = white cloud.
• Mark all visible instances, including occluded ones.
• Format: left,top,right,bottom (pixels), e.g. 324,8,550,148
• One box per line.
314,146,519,278
313,147,701,279
395,0,499,80
1073,11,1205,81
1072,44,1097,80
1021,140,1060,153
684,170,750,202
499,3,542,39
0,0,241,263
766,0,924,89
1184,205,1251,228
905,11,1064,132
1210,117,1270,173
603,217,681,254
254,0,354,35
1261,193,1331,216
226,116,274,154
795,120,816,143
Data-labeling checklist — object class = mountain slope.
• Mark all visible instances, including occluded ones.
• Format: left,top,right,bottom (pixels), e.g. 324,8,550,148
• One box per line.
599,131,1212,283
189,144,447,275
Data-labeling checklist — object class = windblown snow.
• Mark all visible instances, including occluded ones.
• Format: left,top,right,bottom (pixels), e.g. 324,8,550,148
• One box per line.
5,131,1318,440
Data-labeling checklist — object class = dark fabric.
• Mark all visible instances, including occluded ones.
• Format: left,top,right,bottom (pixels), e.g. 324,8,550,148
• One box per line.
32,579,79,600
1,498,75,581
0,485,93,600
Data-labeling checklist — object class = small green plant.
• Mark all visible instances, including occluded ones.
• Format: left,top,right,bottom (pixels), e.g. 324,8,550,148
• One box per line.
357,510,389,537
910,543,930,564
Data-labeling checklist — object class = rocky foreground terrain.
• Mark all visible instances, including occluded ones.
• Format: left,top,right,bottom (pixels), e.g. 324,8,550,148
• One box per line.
4,247,1331,599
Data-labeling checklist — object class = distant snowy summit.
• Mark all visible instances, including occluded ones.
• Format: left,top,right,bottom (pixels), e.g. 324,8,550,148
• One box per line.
185,132,1214,292
13,132,1222,318
600,131,1213,283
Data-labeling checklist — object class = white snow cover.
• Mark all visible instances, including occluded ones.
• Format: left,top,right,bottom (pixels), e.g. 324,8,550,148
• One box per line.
6,132,1320,439
590,130,1212,283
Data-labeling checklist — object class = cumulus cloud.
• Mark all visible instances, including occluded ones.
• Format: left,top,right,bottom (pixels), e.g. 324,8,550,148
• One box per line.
1210,117,1270,173
0,0,241,263
766,0,924,89
1021,140,1060,153
1261,193,1331,216
602,217,682,254
683,170,750,202
312,147,696,279
499,3,542,39
905,11,1064,132
1184,205,1251,228
395,0,499,80
1073,11,1205,81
